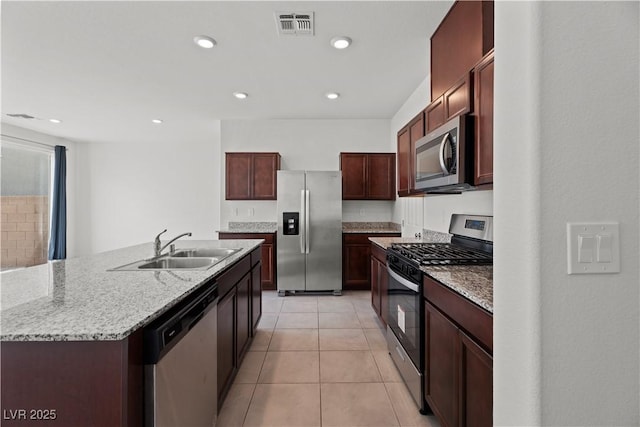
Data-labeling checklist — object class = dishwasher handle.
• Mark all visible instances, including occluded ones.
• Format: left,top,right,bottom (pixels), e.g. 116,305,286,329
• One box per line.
143,283,218,364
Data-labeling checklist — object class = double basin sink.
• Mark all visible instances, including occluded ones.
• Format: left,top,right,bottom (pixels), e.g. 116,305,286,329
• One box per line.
110,248,241,271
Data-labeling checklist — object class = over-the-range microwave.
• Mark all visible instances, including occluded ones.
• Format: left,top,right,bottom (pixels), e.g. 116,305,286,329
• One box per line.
414,114,474,193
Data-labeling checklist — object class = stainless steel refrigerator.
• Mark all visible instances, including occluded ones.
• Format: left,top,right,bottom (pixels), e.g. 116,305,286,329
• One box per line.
277,170,342,296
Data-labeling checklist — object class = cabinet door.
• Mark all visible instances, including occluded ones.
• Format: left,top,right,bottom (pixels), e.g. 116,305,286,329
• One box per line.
261,243,275,290
459,331,493,427
425,302,459,427
217,288,236,406
370,256,381,315
225,153,252,200
425,96,445,134
474,52,494,186
253,153,279,200
341,153,367,199
343,241,371,290
251,263,262,335
430,0,488,101
397,127,411,196
379,258,389,325
408,114,425,194
236,273,251,363
444,74,471,120
367,154,396,200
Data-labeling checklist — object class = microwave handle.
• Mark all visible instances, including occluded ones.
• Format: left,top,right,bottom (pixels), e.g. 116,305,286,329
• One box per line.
438,132,451,173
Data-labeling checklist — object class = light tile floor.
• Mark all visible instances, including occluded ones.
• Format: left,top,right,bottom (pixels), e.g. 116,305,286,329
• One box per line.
217,290,441,427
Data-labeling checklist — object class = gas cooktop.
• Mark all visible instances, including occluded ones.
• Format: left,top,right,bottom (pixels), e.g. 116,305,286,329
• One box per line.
389,242,493,266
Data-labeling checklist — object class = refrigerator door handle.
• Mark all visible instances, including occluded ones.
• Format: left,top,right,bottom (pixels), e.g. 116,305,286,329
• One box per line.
305,190,310,254
300,190,306,254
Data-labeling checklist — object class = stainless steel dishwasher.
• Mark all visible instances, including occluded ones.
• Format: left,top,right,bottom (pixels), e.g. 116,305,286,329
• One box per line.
144,284,218,427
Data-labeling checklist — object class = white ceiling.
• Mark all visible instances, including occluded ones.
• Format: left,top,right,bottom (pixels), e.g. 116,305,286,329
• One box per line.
1,1,453,144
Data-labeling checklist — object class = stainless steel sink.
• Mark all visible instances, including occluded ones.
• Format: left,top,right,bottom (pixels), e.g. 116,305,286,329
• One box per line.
108,247,243,271
171,248,241,258
137,257,219,269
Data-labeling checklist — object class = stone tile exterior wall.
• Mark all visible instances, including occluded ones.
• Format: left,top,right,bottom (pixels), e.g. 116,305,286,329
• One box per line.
1,196,49,269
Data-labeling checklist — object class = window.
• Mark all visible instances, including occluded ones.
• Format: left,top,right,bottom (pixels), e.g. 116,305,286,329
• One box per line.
1,140,53,270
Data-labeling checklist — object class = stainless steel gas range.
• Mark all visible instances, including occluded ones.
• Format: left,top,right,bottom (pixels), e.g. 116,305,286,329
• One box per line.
385,214,493,414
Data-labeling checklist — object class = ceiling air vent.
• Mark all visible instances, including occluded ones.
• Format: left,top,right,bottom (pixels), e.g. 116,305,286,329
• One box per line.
275,12,314,36
6,113,35,119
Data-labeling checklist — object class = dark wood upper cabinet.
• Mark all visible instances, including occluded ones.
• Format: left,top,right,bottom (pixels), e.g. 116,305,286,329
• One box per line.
225,152,281,200
426,73,471,134
397,112,424,197
340,153,367,199
431,1,494,102
340,153,396,200
473,51,494,186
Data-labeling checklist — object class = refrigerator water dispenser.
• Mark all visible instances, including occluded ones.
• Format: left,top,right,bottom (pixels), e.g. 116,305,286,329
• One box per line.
283,212,299,235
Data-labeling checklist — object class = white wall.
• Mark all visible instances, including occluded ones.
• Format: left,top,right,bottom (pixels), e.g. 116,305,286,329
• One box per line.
73,122,221,255
494,2,640,425
220,119,394,226
1,123,79,257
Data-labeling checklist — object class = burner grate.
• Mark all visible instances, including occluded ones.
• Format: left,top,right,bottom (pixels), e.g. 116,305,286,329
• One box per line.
390,243,492,266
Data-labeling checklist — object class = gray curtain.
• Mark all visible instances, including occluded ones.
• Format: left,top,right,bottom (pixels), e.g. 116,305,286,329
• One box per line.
48,145,66,260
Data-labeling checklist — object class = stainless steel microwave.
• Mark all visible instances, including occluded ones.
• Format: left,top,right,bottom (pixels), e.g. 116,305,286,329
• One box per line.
414,115,473,193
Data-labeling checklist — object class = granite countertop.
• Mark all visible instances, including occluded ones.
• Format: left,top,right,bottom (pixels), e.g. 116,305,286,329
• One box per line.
369,229,452,249
368,231,492,314
219,221,402,234
421,265,493,313
342,222,401,234
0,239,263,342
218,222,277,234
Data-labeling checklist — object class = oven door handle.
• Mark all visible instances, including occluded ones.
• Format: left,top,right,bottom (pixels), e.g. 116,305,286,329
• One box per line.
388,267,420,293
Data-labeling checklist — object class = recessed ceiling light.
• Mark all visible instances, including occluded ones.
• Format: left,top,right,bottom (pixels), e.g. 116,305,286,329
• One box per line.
326,92,340,100
151,119,163,124
193,35,216,49
233,92,248,99
49,118,62,124
330,36,352,49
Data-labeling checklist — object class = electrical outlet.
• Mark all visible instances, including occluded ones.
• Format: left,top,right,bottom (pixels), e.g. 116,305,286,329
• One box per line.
567,222,620,274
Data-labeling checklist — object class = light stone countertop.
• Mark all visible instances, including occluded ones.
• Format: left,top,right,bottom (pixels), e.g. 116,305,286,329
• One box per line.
342,222,401,234
421,265,493,313
369,232,493,314
218,222,278,234
0,239,263,342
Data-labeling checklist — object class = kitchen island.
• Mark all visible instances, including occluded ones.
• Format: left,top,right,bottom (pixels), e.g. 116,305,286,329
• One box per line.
0,239,263,427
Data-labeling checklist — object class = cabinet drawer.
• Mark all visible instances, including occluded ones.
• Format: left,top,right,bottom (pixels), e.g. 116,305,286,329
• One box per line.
218,255,251,298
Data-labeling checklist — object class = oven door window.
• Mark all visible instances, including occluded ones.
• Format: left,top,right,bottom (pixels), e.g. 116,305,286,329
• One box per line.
387,270,422,369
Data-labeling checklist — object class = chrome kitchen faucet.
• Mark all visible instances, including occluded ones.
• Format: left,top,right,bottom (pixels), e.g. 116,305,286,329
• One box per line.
153,229,192,257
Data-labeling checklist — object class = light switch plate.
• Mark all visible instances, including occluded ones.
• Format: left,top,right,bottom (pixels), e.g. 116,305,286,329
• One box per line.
567,222,620,274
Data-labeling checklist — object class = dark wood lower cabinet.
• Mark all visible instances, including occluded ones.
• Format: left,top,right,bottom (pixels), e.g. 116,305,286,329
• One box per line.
251,262,262,334
217,287,236,407
0,332,143,427
424,276,493,427
343,233,400,291
219,232,276,290
217,250,262,408
425,302,459,427
236,273,251,362
370,243,389,325
459,331,493,427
